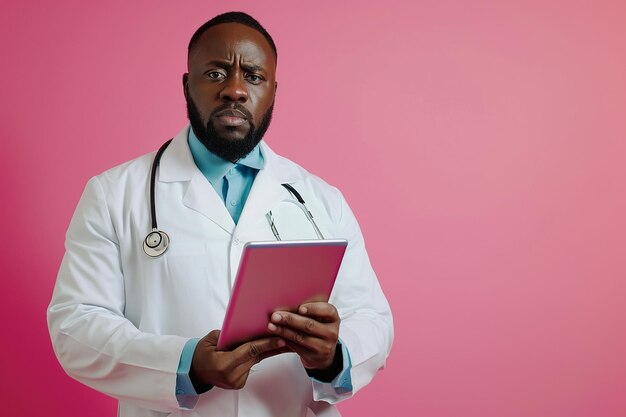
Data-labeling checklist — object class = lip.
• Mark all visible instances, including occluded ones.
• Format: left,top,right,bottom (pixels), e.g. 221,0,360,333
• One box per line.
213,108,248,127
214,109,248,119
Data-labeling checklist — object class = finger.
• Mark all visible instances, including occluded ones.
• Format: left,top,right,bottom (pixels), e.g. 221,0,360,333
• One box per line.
270,311,337,340
298,302,340,323
259,345,293,361
268,321,310,348
283,340,333,369
267,322,334,352
234,336,286,365
213,362,252,390
223,341,290,389
205,329,221,346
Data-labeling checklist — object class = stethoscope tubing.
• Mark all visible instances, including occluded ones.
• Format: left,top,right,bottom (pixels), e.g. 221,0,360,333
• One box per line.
143,138,324,257
149,138,173,231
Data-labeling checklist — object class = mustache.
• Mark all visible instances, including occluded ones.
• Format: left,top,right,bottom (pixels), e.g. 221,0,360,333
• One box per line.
210,103,253,121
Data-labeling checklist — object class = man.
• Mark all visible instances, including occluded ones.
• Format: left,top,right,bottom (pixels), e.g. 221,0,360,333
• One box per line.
48,12,393,417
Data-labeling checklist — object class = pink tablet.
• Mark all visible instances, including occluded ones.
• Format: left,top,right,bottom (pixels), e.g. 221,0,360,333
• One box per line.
216,239,348,351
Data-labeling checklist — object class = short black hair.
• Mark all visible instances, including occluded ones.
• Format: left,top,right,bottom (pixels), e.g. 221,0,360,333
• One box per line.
188,12,277,62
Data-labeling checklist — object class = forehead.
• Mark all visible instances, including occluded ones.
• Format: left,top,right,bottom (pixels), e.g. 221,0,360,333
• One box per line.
189,23,275,68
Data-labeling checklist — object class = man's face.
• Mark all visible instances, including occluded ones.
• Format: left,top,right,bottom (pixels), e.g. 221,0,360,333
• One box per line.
184,23,277,162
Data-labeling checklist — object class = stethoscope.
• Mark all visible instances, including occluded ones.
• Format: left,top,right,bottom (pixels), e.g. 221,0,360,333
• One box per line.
143,139,325,257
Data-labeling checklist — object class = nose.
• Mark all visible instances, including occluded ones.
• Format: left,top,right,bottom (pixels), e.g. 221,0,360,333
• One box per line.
220,75,248,103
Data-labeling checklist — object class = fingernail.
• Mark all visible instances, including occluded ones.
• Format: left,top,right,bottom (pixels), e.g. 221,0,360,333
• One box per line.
277,339,285,348
268,323,277,331
272,313,281,322
299,306,307,314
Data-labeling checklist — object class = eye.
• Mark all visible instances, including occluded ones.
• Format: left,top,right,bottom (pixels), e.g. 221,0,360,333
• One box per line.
206,70,226,80
245,74,264,84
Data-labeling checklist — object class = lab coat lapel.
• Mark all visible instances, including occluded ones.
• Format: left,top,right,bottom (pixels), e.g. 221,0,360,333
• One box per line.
236,142,299,232
158,126,235,235
236,166,284,232
183,175,235,234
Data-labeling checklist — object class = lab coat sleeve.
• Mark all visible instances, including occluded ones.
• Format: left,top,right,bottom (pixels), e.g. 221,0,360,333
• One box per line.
47,177,188,413
312,190,394,403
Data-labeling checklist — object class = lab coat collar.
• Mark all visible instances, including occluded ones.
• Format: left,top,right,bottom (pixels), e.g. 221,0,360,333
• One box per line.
158,126,197,183
235,141,304,230
187,127,265,185
157,125,302,234
158,126,300,185
158,126,233,233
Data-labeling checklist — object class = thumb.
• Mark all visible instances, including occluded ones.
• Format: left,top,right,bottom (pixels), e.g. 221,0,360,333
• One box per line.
205,329,221,346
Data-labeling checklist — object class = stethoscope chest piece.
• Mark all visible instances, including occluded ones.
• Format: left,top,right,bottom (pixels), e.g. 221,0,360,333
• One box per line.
143,230,170,257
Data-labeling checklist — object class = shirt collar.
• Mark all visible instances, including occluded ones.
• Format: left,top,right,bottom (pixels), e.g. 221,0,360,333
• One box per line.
187,128,264,183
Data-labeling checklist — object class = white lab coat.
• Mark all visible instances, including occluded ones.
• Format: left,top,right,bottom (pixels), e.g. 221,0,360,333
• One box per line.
47,126,393,417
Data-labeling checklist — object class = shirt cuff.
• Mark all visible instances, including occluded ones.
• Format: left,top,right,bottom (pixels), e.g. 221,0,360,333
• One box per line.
175,338,200,409
307,338,353,394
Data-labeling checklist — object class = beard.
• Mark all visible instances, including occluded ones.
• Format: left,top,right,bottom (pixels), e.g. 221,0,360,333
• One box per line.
186,93,273,162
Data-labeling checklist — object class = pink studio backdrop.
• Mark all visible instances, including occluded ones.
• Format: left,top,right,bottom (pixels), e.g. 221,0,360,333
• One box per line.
1,1,625,416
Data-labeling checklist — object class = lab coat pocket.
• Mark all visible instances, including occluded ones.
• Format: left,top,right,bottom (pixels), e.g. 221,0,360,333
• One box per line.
158,242,230,334
137,246,217,335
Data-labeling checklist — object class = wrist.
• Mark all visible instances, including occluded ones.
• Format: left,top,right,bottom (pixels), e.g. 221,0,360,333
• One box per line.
189,364,214,394
189,346,214,394
305,342,343,383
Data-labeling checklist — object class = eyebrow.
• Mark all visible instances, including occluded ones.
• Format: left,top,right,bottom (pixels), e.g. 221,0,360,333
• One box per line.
204,60,266,73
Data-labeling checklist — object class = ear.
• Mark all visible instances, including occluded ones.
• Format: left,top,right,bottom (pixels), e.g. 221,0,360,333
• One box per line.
274,80,278,96
182,73,189,98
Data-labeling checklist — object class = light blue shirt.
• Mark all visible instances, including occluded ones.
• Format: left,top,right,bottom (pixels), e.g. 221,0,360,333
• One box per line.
175,129,352,408
187,128,263,223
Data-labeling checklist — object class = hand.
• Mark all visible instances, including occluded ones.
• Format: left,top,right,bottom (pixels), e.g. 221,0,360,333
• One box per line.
190,330,288,390
267,302,340,370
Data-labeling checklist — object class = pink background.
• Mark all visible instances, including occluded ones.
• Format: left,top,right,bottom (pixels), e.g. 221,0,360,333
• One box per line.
1,0,626,416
